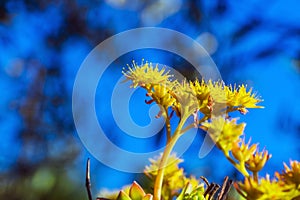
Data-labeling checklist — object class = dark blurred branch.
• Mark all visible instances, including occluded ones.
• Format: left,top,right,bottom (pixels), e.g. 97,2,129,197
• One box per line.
218,176,232,200
201,176,232,200
86,158,93,200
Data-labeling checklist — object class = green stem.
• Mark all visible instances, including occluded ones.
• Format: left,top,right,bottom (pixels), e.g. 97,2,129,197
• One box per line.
165,108,171,143
223,151,249,177
180,115,209,134
153,115,188,200
180,123,194,134
253,171,259,183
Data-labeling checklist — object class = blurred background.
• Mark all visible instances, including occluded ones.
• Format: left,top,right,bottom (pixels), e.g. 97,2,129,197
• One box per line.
0,0,300,199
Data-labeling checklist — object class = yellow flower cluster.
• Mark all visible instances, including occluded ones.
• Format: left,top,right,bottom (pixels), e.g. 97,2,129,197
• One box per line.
246,148,271,173
232,139,257,163
280,160,300,186
201,117,271,178
226,85,263,109
122,61,300,200
236,161,300,200
123,62,263,123
201,117,299,199
201,117,246,154
123,61,172,89
144,154,203,200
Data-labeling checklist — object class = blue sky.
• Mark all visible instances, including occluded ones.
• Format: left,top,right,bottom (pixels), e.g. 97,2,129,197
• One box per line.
0,0,299,193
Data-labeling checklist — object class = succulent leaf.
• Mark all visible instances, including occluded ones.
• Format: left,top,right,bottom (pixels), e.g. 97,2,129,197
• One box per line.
142,194,153,200
117,191,131,200
129,181,146,200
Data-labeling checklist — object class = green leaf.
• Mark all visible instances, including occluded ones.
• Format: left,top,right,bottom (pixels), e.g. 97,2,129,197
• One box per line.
176,182,193,200
117,191,131,200
129,181,146,200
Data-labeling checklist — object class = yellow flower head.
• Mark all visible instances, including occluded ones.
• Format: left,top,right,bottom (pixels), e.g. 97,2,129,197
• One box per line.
236,175,291,200
207,80,227,105
278,160,300,187
189,79,211,110
201,117,246,153
144,153,183,175
246,148,272,173
232,138,258,163
172,80,198,117
144,153,187,199
122,61,172,88
226,84,264,112
146,83,177,118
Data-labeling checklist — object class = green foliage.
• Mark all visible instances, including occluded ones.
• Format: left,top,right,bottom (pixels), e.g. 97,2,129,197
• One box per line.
116,181,153,200
176,183,205,200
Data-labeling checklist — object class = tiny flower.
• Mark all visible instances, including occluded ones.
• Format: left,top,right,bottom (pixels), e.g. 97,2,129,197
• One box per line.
122,61,172,88
144,153,183,178
278,160,300,187
144,154,188,199
235,175,288,200
201,117,246,153
232,138,258,163
235,176,264,199
146,84,177,118
207,80,227,105
172,80,198,117
246,148,272,173
226,84,264,113
189,79,211,112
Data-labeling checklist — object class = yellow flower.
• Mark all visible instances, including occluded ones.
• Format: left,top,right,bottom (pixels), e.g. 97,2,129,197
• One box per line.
172,80,198,118
144,154,204,199
146,84,177,118
189,79,211,113
122,61,172,89
278,160,300,187
144,154,187,199
236,175,300,200
189,80,263,117
144,153,183,178
235,176,289,200
201,117,246,153
207,80,227,105
232,138,258,163
192,80,228,116
226,84,264,113
246,148,272,173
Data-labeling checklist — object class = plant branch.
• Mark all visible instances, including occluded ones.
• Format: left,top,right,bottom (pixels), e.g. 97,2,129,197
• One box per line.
218,176,232,200
253,171,259,183
153,114,188,200
222,151,249,177
164,108,171,143
180,123,194,134
86,158,93,200
180,115,209,134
